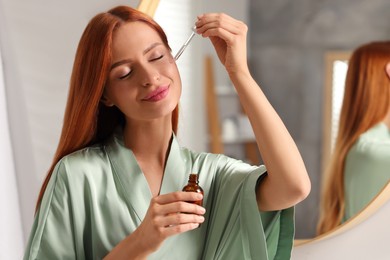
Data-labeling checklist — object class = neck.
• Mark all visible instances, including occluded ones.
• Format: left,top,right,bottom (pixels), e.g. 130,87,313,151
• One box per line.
123,116,173,164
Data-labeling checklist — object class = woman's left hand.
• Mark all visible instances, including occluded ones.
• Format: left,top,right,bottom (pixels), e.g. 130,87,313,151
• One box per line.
195,13,249,76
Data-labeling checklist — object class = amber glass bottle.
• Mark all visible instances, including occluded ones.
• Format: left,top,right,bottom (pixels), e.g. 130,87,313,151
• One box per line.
182,173,204,206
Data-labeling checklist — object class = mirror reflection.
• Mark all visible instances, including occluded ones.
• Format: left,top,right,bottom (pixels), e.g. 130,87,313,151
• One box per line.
318,41,390,235
322,51,350,165
247,1,390,239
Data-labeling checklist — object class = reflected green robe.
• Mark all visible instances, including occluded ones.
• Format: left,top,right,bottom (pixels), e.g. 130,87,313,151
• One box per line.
24,129,294,260
343,123,390,221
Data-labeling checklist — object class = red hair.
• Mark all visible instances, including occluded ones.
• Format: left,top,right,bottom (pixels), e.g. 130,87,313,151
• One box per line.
318,41,390,234
36,6,179,211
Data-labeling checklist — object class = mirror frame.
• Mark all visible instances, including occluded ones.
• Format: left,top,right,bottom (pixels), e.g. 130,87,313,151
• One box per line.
294,181,390,246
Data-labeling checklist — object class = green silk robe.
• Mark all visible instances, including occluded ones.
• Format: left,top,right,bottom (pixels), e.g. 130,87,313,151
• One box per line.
24,129,294,259
343,123,390,222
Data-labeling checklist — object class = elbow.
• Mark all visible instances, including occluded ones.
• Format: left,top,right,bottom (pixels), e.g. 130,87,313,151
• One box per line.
293,174,311,204
259,168,311,210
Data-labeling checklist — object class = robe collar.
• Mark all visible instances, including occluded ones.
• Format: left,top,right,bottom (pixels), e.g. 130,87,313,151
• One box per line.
105,128,188,222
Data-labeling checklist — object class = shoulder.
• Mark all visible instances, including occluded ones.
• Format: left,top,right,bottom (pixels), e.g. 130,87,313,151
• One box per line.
53,143,112,183
61,144,107,165
359,123,390,144
349,123,390,161
179,145,230,166
180,145,264,174
61,144,106,162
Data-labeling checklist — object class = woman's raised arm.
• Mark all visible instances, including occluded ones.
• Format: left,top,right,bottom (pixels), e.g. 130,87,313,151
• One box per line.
195,13,311,211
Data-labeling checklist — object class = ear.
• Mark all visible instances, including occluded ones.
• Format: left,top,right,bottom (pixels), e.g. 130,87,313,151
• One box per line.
100,94,114,107
386,62,390,79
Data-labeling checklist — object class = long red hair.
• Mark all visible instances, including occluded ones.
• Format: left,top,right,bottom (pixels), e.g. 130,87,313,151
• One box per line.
317,41,390,234
36,6,179,211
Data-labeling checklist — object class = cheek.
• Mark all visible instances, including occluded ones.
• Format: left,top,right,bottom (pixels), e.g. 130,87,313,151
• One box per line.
104,83,137,106
165,58,181,82
386,62,390,79
104,84,119,101
102,86,115,102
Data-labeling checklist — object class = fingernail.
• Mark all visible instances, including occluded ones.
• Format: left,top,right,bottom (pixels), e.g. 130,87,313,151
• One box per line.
200,207,206,214
196,193,203,200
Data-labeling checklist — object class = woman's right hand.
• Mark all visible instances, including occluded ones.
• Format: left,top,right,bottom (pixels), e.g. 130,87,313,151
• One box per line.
135,191,206,255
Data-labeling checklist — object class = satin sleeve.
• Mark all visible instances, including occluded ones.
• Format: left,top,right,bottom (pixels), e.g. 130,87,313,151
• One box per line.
200,155,294,260
23,160,80,260
344,134,390,221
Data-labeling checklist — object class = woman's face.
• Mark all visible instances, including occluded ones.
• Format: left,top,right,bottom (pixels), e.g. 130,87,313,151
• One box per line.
104,21,181,123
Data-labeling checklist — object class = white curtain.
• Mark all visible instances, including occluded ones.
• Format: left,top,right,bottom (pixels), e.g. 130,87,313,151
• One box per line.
0,0,40,255
0,44,24,259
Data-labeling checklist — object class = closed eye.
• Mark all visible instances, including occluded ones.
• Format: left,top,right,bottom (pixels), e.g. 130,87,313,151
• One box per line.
118,55,163,80
119,70,132,80
150,55,164,61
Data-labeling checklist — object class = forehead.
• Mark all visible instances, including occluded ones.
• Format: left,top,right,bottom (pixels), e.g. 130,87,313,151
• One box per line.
112,21,163,57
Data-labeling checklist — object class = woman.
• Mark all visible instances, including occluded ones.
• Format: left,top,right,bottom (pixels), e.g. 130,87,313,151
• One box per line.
24,5,310,259
318,41,390,235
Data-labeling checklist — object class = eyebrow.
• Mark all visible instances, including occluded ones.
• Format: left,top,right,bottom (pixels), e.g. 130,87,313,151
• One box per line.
110,42,163,70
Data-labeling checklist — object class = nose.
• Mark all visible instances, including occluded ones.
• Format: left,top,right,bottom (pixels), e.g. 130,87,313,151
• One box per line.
140,64,160,87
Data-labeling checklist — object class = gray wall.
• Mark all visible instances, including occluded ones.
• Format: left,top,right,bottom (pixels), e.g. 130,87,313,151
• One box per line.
249,0,390,238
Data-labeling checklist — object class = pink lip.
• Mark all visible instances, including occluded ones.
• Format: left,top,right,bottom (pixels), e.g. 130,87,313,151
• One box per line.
142,85,170,102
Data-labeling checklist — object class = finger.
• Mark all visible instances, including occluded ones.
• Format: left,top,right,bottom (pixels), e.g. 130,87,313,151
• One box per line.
154,191,203,205
161,212,205,227
199,27,236,46
196,13,245,33
163,223,201,237
159,201,206,216
196,13,241,29
196,20,241,36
